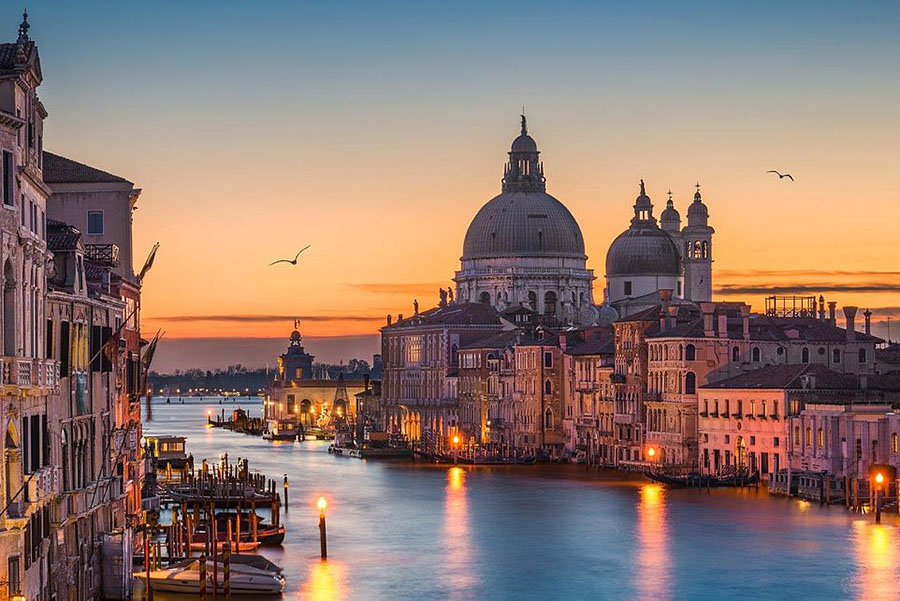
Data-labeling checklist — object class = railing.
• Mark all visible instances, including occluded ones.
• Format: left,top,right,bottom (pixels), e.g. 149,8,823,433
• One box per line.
84,243,120,268
0,357,60,388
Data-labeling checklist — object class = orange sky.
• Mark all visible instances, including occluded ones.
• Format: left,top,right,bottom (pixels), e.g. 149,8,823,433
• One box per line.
23,2,900,355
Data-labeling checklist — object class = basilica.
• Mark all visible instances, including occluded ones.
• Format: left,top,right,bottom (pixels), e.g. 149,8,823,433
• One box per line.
453,116,714,322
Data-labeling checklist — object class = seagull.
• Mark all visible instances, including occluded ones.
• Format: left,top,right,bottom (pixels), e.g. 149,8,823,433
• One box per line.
269,245,310,266
767,170,794,181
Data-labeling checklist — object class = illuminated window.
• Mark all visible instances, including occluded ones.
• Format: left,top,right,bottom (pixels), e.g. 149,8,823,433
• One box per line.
817,427,824,448
793,426,800,445
892,433,898,454
805,427,811,446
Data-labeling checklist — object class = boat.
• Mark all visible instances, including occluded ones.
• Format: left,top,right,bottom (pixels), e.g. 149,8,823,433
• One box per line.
262,418,299,441
146,558,284,595
301,426,333,441
645,470,760,488
187,540,261,552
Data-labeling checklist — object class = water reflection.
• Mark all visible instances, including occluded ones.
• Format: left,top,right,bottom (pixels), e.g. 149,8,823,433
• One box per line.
443,467,476,598
852,520,899,600
299,559,347,601
636,484,670,600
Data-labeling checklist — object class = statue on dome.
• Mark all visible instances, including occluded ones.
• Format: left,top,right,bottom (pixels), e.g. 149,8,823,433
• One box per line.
448,287,454,303
439,288,448,307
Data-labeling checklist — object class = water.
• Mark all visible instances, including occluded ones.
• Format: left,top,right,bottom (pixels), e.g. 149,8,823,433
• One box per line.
143,399,900,600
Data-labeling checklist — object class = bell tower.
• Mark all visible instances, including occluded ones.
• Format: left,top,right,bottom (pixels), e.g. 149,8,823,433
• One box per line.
682,184,714,302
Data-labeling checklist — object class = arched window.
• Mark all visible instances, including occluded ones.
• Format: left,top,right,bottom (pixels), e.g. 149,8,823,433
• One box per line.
678,344,683,361
832,349,841,364
752,347,761,362
544,408,553,429
892,433,898,454
732,346,740,362
793,426,800,445
685,372,696,395
817,427,824,448
544,379,552,395
685,344,696,361
528,290,537,309
3,260,16,356
805,427,812,446
451,344,459,366
664,345,669,361
701,240,709,259
544,291,557,316
694,240,702,257
859,348,868,364
801,348,810,364
479,291,491,304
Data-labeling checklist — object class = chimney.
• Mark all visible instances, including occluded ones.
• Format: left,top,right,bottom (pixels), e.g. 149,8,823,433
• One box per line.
740,304,750,340
659,289,672,331
700,302,715,337
828,302,837,325
864,309,872,336
364,374,370,392
818,295,826,320
559,333,567,352
667,305,678,330
843,306,858,341
717,313,728,339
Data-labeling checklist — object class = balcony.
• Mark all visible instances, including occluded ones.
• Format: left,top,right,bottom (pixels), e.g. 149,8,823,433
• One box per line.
85,243,120,268
0,357,59,389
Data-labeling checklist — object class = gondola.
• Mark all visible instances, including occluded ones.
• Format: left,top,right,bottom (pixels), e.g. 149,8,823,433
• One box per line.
645,471,759,488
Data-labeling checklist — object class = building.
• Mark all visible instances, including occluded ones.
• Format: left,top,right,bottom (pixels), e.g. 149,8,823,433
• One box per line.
606,182,714,317
511,332,566,455
381,300,511,447
0,15,58,601
562,326,615,464
454,116,595,322
264,326,366,427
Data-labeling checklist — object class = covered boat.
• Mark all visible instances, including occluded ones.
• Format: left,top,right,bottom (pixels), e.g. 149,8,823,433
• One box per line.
146,559,285,595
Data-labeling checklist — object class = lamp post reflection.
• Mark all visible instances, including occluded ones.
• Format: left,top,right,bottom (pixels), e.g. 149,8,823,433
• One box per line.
853,520,898,600
636,484,670,600
443,467,475,598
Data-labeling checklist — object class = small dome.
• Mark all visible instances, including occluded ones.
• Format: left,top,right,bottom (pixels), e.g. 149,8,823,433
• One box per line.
660,194,680,229
598,302,619,326
687,185,709,224
606,225,681,276
511,133,538,153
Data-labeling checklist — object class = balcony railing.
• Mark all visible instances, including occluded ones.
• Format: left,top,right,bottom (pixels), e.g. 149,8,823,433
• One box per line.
85,243,120,268
1,357,59,388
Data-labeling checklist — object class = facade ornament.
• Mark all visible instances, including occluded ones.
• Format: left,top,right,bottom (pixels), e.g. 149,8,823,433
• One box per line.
447,287,454,303
413,299,419,314
439,288,447,307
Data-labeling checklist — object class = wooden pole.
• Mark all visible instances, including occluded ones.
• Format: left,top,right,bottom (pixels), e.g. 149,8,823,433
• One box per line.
199,556,207,601
319,507,328,559
212,512,218,601
224,521,232,600
144,529,152,600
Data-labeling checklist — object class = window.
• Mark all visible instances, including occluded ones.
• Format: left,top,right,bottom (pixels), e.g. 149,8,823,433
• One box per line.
685,372,696,395
87,210,104,234
793,427,800,445
801,347,810,364
752,347,761,362
543,291,557,316
2,151,12,206
859,348,867,364
774,437,779,447
544,351,553,368
893,433,898,454
544,408,553,429
7,555,20,597
732,346,740,362
677,281,682,297
832,349,841,364
479,291,490,304
817,427,824,448
805,427,812,446
624,281,632,296
544,380,552,395
685,344,695,361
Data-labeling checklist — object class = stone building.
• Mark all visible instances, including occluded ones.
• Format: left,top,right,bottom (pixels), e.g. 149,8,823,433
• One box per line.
0,16,58,601
562,326,615,464
381,301,511,447
606,182,714,317
454,117,594,321
510,333,566,455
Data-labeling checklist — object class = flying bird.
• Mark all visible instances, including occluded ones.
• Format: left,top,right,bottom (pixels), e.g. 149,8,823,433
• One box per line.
767,170,794,181
269,245,310,266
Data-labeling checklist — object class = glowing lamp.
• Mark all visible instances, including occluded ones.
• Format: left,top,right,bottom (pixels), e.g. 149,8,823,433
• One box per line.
876,472,884,484
317,496,327,513
207,410,212,416
452,435,460,445
647,447,656,458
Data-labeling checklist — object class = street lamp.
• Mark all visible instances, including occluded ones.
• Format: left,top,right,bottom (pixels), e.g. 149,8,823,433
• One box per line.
875,472,884,523
317,496,328,559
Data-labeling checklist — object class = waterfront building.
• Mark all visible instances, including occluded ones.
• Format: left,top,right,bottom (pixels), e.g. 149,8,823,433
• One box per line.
561,326,615,464
381,300,511,446
0,16,59,601
457,329,518,446
510,332,566,455
454,117,594,322
264,326,366,427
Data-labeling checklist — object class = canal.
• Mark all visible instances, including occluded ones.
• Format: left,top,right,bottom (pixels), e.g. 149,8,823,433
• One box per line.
143,398,899,600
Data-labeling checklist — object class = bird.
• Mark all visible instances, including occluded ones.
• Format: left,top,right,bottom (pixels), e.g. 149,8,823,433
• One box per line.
269,245,310,266
767,170,794,181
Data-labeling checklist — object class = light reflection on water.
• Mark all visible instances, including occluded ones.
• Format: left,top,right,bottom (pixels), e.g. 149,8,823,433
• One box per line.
144,400,900,600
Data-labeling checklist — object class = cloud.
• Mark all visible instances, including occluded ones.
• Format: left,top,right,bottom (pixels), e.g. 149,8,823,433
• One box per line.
716,269,900,279
716,284,900,295
143,314,384,323
347,282,447,295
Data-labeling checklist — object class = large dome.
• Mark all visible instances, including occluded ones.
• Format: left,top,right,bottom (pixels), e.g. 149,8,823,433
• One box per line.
463,191,586,260
606,223,681,276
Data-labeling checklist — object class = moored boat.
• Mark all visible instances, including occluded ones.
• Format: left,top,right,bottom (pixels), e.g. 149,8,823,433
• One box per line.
146,559,284,595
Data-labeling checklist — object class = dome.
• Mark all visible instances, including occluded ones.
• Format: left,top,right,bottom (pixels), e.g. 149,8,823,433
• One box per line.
660,192,680,228
687,185,709,225
606,224,681,276
462,190,586,259
511,133,537,153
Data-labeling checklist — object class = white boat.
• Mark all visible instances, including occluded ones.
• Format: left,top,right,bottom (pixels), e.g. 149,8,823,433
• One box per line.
146,559,285,595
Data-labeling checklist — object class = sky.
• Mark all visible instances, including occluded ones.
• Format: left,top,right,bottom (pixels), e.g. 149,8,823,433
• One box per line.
15,1,900,371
